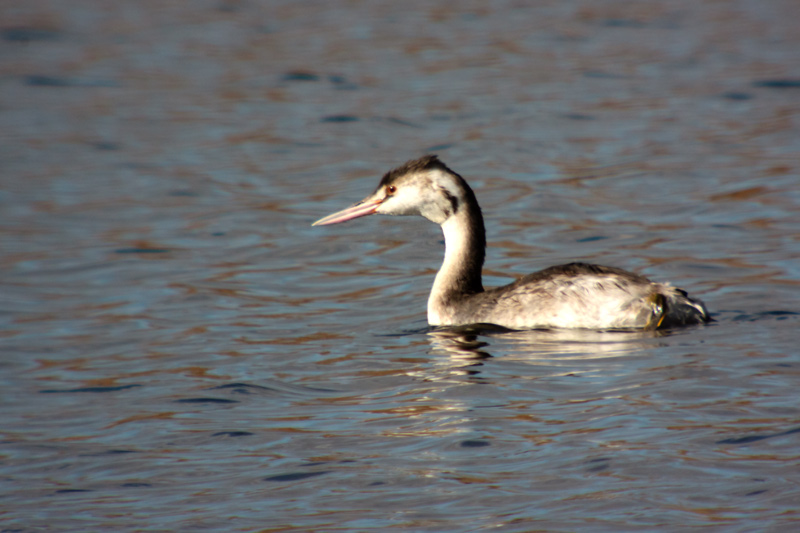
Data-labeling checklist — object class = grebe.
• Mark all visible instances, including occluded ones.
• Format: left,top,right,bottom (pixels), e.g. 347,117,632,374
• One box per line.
313,155,709,330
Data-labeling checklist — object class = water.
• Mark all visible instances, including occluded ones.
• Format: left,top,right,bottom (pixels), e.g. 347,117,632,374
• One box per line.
2,1,799,530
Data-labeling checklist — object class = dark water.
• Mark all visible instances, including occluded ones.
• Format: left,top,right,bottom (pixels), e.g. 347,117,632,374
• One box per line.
2,1,799,531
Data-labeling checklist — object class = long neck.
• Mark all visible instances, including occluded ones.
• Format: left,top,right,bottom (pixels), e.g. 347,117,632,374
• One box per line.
428,197,485,324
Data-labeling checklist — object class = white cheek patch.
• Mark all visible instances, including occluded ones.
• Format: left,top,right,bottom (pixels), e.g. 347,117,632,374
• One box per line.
377,188,420,216
373,170,463,224
430,170,462,216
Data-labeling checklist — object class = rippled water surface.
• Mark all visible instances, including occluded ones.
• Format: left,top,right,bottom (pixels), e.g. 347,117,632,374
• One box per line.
2,1,800,531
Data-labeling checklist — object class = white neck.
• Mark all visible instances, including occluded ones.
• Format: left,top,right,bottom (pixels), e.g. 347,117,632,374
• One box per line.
427,209,485,325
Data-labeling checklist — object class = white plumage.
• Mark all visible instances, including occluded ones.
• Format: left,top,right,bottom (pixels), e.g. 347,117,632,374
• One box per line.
314,156,709,330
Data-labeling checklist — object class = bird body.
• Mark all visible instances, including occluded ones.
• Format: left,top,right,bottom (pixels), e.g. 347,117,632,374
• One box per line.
313,156,709,330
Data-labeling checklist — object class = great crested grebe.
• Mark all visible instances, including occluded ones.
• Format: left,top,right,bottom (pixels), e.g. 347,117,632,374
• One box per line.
313,155,710,330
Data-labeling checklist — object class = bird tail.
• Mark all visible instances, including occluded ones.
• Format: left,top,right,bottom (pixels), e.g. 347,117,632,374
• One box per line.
658,288,711,328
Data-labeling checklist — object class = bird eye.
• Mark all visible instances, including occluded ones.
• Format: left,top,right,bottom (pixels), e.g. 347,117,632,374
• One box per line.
387,185,397,194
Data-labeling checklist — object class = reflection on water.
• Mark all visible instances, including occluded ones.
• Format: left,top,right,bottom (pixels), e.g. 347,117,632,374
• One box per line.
428,325,671,360
2,0,800,531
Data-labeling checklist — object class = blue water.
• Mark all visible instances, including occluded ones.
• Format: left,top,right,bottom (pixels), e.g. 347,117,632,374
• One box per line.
2,1,799,531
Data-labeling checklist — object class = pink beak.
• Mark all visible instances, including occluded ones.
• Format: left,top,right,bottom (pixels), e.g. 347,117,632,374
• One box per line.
312,198,383,226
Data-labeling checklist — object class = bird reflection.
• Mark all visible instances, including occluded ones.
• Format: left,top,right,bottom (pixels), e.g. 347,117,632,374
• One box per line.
427,326,496,366
428,325,671,364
